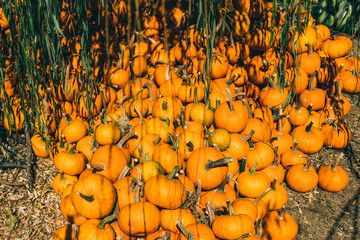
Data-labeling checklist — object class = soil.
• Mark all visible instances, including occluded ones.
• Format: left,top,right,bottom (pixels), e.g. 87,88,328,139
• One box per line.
0,38,360,240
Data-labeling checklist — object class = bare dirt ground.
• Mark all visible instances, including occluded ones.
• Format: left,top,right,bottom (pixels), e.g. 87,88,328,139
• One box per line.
0,37,360,240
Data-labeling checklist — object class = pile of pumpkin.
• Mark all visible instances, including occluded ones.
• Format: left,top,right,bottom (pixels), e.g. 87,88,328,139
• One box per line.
1,0,359,239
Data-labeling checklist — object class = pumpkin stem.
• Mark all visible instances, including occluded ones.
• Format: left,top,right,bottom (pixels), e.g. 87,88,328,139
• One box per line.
180,107,187,129
248,137,255,149
119,95,131,105
225,74,238,87
226,89,235,112
193,86,199,105
271,146,279,168
226,199,235,216
177,220,190,239
249,162,257,175
303,156,311,172
168,133,176,145
77,192,94,202
160,117,171,127
278,208,286,221
332,153,344,171
143,82,155,101
307,103,313,115
117,166,130,180
152,135,162,146
242,130,255,143
215,174,232,193
205,157,233,171
171,135,180,151
270,178,278,190
215,98,221,108
204,126,213,137
266,75,276,89
242,98,253,118
292,139,298,153
117,131,136,148
308,69,320,91
162,99,168,110
305,121,314,133
186,141,194,152
236,233,252,240
205,201,216,225
87,162,106,170
305,42,313,57
133,104,145,124
69,144,76,154
166,165,179,180
98,215,117,229
261,60,270,72
254,187,271,205
335,79,342,99
239,158,247,173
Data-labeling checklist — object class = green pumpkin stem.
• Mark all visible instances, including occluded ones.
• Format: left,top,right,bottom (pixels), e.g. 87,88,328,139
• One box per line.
152,135,162,146
162,99,168,110
160,117,171,127
144,153,151,162
180,107,186,129
305,121,314,133
134,89,143,101
226,199,235,215
249,162,257,175
242,130,255,143
307,103,313,115
204,126,213,136
166,165,179,180
168,133,176,145
171,135,180,151
77,192,94,202
239,158,247,173
236,233,252,240
186,141,194,152
332,153,344,171
248,137,255,149
193,86,199,105
69,144,76,154
98,215,117,229
205,157,233,171
102,111,109,126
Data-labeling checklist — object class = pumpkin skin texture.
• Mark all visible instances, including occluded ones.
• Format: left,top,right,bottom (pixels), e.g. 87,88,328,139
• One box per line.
180,223,216,240
321,36,352,59
321,122,351,149
286,162,319,193
186,147,229,190
246,140,275,170
113,176,137,209
52,172,78,195
31,134,50,158
95,121,121,145
160,208,196,234
291,121,324,154
118,201,160,237
262,209,298,240
71,174,117,219
318,154,348,192
214,99,249,133
61,195,88,226
231,198,258,222
212,213,255,239
63,120,88,143
54,150,86,176
54,225,76,240
144,167,187,209
78,217,115,240
236,164,271,198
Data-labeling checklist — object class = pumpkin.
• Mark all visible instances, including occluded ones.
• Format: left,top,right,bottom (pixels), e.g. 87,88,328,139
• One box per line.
236,163,271,198
179,223,216,240
152,97,182,122
231,198,258,222
287,25,317,54
280,140,307,169
186,147,230,190
54,225,76,240
263,209,298,240
54,146,86,176
118,201,161,237
61,195,88,226
95,120,121,145
286,157,319,193
52,172,78,195
321,36,352,59
160,208,196,234
70,174,117,219
261,179,288,211
113,176,137,209
212,200,255,239
206,128,231,151
90,144,128,182
321,120,351,149
246,138,275,171
31,134,51,158
214,91,249,133
291,121,325,154
144,166,187,209
258,76,289,109
318,153,348,192
78,215,116,240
